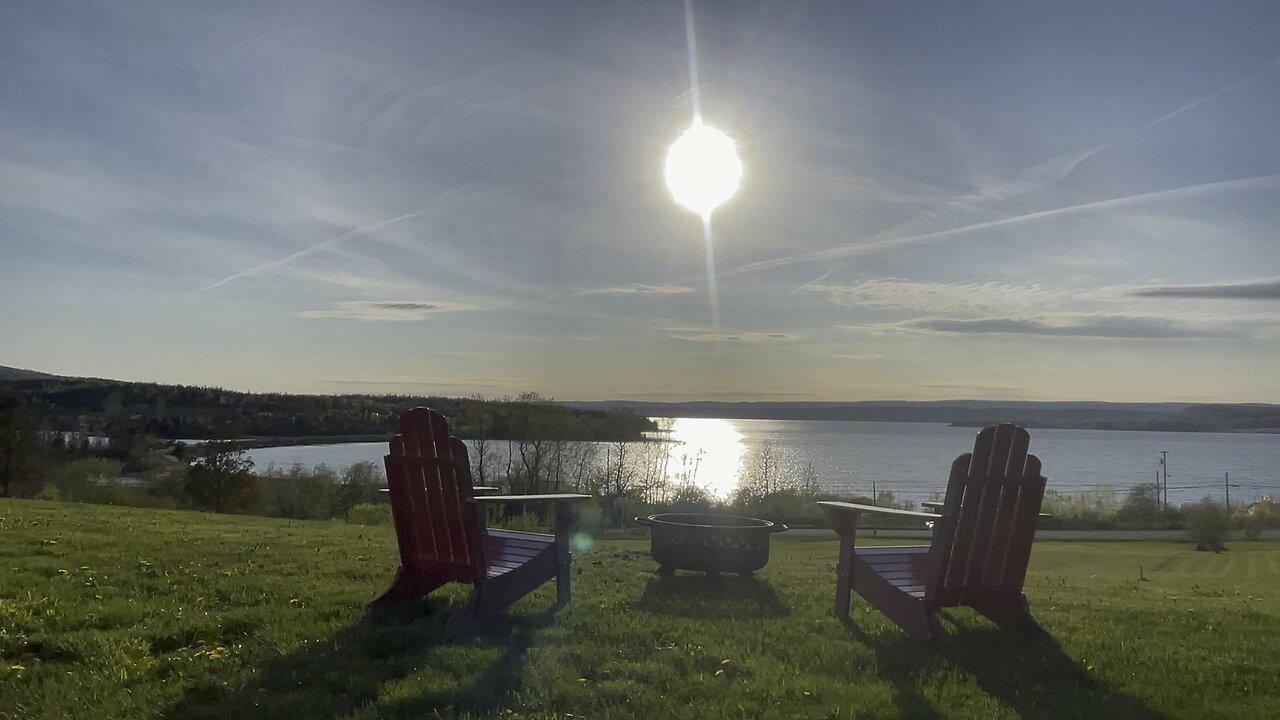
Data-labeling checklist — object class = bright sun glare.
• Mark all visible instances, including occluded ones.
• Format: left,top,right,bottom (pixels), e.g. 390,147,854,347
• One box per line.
664,120,743,220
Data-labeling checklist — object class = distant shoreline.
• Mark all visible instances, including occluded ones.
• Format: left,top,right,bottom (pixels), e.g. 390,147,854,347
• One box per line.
945,421,1280,435
177,419,1280,451
171,434,391,450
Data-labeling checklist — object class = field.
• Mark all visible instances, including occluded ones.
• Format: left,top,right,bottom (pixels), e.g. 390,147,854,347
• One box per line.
1,500,1278,719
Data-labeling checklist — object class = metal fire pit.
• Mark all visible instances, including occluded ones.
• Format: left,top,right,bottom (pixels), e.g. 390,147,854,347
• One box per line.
634,513,788,576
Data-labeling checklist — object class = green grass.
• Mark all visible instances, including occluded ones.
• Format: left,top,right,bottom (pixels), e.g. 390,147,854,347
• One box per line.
1,500,1277,719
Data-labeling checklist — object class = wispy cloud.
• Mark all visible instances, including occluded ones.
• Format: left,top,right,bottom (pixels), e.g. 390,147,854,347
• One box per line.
921,383,1027,396
673,331,799,343
732,57,1280,282
1134,55,1280,133
578,284,697,295
953,55,1280,206
319,375,511,391
895,314,1250,339
194,212,426,293
609,390,821,400
299,301,472,322
804,278,1072,315
1129,277,1280,301
726,175,1280,277
947,143,1109,208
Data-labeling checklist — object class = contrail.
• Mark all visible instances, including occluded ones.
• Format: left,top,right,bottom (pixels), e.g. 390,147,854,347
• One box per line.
724,175,1280,277
731,57,1280,280
1136,55,1280,133
194,212,424,293
954,55,1280,207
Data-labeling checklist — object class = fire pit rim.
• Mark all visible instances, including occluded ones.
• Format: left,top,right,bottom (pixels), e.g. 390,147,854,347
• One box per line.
634,512,788,532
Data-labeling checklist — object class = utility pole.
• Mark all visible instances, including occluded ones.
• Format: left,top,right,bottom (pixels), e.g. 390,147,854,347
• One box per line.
1159,451,1170,510
872,480,877,505
1225,472,1239,510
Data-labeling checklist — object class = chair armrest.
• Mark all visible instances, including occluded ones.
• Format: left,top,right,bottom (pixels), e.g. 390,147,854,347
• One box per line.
473,493,592,503
921,500,1050,518
380,485,502,495
817,500,944,520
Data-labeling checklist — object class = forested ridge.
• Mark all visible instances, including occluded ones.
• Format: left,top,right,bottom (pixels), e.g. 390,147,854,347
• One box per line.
0,372,654,441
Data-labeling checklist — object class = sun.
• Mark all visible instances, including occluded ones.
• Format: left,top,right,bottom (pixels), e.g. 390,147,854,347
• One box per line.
664,120,743,220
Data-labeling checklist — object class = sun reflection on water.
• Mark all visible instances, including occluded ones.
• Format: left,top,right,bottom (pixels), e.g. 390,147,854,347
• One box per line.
662,418,745,500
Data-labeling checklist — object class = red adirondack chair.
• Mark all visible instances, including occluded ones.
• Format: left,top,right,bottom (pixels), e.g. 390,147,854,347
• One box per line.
371,407,590,617
818,423,1050,641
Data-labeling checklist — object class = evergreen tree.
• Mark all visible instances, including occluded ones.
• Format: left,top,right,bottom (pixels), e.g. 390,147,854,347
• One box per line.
0,396,43,497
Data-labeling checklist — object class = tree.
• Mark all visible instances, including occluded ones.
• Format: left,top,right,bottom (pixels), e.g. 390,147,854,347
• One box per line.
185,440,258,513
1185,496,1231,551
462,396,498,486
0,396,43,497
1118,483,1160,525
259,464,334,520
333,460,383,516
509,392,575,493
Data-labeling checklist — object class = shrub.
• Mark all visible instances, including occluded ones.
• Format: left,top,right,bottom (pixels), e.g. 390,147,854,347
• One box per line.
346,502,392,526
258,464,336,520
667,484,715,512
1117,484,1160,526
332,461,384,517
488,509,544,532
56,458,124,502
1184,496,1231,551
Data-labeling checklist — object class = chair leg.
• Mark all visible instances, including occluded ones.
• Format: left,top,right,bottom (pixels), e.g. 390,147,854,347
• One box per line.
555,555,571,608
831,515,856,617
367,566,444,610
971,595,1051,637
881,599,949,642
923,609,949,642
553,501,576,608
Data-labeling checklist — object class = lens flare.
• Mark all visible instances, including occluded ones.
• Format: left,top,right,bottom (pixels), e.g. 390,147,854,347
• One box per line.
664,120,743,220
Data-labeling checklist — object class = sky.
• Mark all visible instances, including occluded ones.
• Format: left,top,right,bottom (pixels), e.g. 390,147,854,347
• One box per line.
2,1,1279,402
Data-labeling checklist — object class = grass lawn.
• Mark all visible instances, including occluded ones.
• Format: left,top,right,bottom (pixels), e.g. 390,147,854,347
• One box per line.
1,500,1278,719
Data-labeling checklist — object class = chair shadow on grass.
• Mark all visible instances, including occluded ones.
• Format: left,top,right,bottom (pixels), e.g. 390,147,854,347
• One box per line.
636,572,789,619
164,598,556,720
840,614,1169,720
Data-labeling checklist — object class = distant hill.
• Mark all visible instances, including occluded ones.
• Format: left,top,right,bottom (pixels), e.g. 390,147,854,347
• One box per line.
0,367,654,442
566,400,1280,434
0,365,63,382
6,364,1277,435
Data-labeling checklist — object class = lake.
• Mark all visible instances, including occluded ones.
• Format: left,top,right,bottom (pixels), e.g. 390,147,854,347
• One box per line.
246,419,1280,507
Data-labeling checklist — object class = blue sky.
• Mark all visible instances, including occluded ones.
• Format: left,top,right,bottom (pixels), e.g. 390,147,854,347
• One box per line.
2,1,1279,402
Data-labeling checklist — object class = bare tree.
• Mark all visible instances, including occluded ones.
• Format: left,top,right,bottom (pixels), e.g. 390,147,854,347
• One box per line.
462,395,497,485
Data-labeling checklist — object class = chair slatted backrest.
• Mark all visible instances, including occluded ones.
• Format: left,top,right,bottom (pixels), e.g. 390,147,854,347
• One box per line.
384,408,482,582
926,424,1046,606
